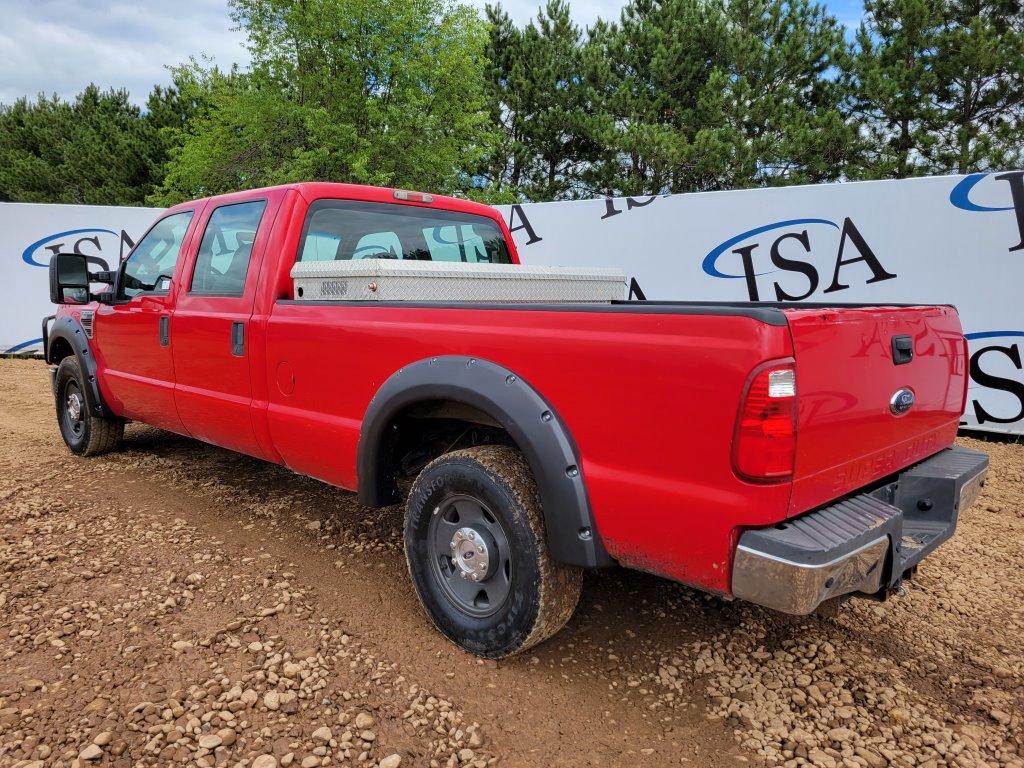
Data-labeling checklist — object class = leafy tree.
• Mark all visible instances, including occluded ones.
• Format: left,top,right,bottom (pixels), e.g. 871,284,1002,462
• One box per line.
153,0,494,204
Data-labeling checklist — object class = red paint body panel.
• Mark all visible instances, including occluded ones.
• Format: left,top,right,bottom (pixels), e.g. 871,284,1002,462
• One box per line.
264,303,794,592
57,182,969,599
784,306,966,515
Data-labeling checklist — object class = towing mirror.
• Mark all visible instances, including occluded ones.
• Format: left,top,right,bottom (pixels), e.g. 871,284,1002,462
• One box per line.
48,252,91,305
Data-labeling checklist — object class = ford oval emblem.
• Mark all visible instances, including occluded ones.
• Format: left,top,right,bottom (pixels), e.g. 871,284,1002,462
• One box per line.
890,388,915,416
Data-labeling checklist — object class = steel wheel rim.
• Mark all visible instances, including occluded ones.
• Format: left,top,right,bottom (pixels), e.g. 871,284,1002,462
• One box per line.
63,380,85,438
427,493,513,618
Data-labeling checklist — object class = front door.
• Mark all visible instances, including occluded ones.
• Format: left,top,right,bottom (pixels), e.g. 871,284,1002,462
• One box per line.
95,209,199,433
171,197,275,458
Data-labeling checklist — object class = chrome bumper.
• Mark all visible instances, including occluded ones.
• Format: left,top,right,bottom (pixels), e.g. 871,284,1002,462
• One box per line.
733,536,890,614
732,446,989,615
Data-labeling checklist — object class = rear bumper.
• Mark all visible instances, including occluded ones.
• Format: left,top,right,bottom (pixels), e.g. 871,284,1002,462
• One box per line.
731,446,988,614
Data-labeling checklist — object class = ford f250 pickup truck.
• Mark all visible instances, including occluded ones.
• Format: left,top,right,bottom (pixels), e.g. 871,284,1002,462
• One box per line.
43,182,989,658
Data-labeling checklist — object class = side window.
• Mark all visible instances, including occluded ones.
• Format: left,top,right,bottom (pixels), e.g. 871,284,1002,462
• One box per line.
190,200,268,296
121,211,194,299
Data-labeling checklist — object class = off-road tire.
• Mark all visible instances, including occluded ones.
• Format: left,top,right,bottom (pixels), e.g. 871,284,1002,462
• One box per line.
54,357,123,456
404,445,583,658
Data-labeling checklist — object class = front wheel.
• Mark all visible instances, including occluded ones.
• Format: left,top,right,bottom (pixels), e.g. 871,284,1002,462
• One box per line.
54,357,123,456
404,445,582,658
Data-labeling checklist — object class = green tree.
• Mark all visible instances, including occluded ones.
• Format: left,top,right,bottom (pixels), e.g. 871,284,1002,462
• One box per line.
568,0,855,197
932,0,1024,172
476,4,532,197
0,85,157,205
479,1,604,201
582,0,733,195
154,0,494,204
845,0,944,178
719,0,856,187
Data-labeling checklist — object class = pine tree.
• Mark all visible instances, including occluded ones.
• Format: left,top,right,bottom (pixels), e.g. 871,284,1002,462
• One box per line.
481,1,602,200
932,0,1024,172
584,0,734,195
477,4,532,198
846,0,945,177
719,0,855,187
0,86,158,205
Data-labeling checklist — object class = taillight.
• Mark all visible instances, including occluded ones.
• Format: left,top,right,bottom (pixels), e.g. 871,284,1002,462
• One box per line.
959,337,970,415
733,362,797,482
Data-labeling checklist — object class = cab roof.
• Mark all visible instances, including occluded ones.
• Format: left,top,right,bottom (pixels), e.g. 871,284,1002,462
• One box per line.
166,182,501,222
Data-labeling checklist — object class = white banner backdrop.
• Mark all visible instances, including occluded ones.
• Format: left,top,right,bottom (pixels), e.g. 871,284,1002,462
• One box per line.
2,172,1022,433
1,202,160,354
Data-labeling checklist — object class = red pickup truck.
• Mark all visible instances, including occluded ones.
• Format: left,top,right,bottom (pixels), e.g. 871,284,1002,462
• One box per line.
44,182,988,658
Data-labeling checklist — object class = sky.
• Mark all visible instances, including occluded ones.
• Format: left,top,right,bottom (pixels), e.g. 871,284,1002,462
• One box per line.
0,0,865,107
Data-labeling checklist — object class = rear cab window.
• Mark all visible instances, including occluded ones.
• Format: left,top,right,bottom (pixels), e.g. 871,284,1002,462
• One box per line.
297,200,512,265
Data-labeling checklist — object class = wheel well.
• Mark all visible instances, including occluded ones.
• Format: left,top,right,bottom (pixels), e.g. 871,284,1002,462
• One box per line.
48,337,74,365
357,356,611,568
375,399,516,497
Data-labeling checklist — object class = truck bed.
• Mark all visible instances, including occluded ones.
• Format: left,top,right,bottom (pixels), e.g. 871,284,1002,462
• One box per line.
264,297,966,595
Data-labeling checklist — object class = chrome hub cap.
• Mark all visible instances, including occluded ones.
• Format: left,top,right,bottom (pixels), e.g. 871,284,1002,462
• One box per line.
427,494,513,618
66,392,82,422
451,526,491,581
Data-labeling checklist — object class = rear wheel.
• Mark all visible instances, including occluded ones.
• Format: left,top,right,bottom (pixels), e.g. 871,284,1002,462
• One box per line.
404,445,582,658
54,357,123,456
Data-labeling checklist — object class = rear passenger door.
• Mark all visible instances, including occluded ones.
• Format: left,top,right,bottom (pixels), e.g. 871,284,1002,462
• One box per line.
171,195,276,458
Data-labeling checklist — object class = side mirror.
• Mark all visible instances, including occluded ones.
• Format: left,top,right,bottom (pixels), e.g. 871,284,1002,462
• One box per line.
49,252,91,304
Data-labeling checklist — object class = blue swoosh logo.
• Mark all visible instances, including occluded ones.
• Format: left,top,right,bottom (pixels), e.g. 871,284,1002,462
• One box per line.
3,337,43,353
702,218,839,278
964,330,1024,340
949,174,1014,213
21,228,118,267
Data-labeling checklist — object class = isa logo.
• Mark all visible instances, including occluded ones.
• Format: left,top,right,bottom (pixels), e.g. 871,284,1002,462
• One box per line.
701,217,896,302
21,227,136,270
964,330,1024,427
949,171,1024,253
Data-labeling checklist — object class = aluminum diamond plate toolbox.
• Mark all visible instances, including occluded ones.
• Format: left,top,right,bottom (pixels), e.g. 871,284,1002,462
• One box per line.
290,259,626,303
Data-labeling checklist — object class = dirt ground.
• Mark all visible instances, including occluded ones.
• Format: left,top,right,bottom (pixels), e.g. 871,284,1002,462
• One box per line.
1,357,1021,768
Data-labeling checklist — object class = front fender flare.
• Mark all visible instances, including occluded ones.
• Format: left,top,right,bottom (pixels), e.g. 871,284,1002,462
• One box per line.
46,314,111,419
357,356,611,568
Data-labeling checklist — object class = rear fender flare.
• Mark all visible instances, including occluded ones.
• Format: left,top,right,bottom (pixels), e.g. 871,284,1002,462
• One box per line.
46,315,111,418
357,356,611,568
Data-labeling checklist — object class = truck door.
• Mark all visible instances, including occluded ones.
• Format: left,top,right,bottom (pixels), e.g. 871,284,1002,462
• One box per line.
171,196,277,458
94,208,199,433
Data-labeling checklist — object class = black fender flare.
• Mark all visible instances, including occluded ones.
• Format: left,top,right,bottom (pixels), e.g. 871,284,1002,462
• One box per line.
357,355,612,568
45,314,112,419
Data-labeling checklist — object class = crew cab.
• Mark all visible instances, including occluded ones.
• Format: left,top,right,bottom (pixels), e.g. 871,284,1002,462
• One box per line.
43,182,988,658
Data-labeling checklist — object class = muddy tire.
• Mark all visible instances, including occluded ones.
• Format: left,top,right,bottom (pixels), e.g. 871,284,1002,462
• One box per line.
404,445,582,658
54,357,123,456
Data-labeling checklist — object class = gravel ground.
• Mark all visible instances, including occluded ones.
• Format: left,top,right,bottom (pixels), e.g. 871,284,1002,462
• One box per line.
1,358,1021,768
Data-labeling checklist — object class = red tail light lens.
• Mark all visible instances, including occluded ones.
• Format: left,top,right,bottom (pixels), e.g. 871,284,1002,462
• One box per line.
733,363,796,481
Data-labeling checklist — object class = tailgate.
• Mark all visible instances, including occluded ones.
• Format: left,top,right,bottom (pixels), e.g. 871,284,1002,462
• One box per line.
784,305,967,515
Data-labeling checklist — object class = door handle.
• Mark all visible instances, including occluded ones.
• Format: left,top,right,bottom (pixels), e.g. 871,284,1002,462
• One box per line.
231,321,245,356
159,315,170,347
